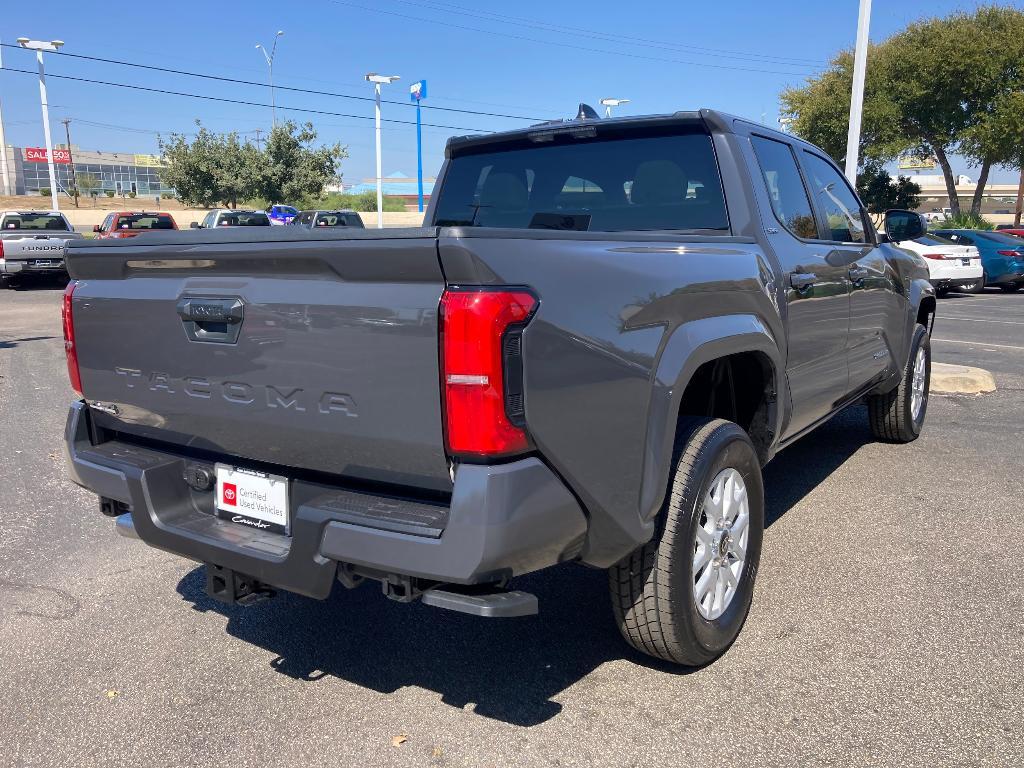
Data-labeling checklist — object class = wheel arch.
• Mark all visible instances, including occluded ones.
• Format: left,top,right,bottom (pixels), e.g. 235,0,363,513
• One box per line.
639,314,784,525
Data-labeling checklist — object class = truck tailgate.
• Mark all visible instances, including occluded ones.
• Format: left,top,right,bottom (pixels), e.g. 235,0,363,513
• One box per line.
66,230,451,492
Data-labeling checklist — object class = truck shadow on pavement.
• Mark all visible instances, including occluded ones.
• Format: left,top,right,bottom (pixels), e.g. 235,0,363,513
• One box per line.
175,407,872,726
0,335,56,349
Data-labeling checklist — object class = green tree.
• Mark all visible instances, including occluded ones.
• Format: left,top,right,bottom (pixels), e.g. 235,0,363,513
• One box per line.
856,161,921,216
781,5,1024,218
75,172,100,203
256,121,346,203
159,122,262,208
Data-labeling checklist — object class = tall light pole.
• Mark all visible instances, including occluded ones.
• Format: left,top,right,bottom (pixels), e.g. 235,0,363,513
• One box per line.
0,39,12,196
256,31,284,128
410,80,427,213
366,73,399,229
843,0,872,186
599,98,630,118
17,37,64,211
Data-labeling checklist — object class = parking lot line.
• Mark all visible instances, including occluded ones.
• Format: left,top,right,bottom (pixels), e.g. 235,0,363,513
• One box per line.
932,338,1024,352
935,316,1024,326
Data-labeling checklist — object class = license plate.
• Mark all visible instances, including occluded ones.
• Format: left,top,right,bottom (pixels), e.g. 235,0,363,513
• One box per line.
961,258,970,266
31,259,59,267
215,464,290,534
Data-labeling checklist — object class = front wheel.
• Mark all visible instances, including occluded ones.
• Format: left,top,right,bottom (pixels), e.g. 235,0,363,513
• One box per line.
867,323,930,442
609,418,764,667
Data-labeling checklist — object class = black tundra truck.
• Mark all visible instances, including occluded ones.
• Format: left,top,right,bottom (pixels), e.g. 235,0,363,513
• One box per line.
63,110,935,666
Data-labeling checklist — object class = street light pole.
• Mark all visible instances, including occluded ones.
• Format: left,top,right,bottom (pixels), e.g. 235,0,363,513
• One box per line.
62,117,77,207
843,0,872,186
410,80,427,214
598,99,626,118
18,38,64,211
366,73,399,229
256,31,284,128
0,40,11,196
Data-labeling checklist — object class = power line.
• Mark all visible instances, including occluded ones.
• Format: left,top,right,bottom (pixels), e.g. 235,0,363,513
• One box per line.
1,66,491,134
327,0,822,77
392,0,825,68
0,42,547,122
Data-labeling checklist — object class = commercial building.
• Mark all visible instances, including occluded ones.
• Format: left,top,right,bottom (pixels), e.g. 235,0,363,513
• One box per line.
0,144,169,198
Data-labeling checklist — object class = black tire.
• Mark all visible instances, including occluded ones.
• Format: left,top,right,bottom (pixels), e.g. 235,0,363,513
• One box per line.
963,276,985,294
609,417,764,667
935,287,950,298
867,323,930,442
999,282,1023,293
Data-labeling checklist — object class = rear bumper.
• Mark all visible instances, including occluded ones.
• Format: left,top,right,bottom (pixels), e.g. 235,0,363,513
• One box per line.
0,259,66,275
987,268,1024,285
929,277,981,290
65,401,587,598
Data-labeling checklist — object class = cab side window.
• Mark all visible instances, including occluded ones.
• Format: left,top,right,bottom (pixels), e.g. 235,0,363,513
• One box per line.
750,136,818,240
801,152,867,244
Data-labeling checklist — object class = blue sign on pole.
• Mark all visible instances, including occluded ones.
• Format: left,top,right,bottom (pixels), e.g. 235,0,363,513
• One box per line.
410,80,427,213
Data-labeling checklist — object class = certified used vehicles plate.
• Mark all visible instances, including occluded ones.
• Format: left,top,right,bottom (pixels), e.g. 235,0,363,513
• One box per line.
961,258,971,266
215,464,290,534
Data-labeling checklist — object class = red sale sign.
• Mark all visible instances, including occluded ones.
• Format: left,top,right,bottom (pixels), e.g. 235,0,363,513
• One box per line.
25,147,71,164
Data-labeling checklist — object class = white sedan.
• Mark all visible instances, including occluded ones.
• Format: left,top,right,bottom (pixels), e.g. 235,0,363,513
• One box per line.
895,234,984,296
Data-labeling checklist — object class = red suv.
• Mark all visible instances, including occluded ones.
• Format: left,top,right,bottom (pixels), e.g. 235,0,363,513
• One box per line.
93,212,178,239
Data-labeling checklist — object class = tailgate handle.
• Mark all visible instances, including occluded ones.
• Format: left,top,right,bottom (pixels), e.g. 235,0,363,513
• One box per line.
176,297,244,344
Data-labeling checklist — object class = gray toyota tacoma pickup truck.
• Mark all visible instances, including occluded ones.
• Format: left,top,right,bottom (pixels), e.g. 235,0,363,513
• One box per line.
63,109,935,666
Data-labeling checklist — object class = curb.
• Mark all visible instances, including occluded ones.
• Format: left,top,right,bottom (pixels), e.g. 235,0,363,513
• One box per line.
931,362,996,394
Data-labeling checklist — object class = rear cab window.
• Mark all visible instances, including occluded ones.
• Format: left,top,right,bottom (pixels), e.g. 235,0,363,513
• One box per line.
116,214,176,230
2,213,70,231
432,128,729,233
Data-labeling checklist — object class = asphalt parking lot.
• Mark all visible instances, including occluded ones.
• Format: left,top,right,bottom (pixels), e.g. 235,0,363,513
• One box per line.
1,285,1022,768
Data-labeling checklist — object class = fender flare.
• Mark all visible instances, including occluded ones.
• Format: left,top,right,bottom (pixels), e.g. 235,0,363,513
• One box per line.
638,314,785,523
906,277,936,363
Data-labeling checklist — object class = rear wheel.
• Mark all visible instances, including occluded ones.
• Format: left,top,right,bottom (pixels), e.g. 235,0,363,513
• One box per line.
609,418,764,667
867,323,930,442
960,277,984,294
999,282,1023,293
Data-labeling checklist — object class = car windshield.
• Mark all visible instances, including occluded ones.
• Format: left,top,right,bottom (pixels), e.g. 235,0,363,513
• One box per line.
117,214,175,230
218,212,270,226
3,213,69,231
432,129,729,233
975,231,1024,246
276,206,297,216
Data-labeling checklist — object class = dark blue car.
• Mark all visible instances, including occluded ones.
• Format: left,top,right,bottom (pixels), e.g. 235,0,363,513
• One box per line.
932,229,1024,291
267,204,298,226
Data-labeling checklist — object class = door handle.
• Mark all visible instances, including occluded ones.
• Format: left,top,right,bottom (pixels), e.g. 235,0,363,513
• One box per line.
790,272,816,292
849,265,870,284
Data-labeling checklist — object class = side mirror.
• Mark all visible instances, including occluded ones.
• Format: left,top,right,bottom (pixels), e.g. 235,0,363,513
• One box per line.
190,221,200,229
92,224,101,233
884,209,927,242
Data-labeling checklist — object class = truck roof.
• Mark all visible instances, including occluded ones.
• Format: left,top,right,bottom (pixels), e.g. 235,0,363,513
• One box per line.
444,108,808,156
2,210,67,217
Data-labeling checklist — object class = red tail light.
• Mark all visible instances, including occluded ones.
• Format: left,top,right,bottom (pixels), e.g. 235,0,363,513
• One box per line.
440,287,538,459
997,250,1022,257
61,281,83,396
0,240,5,259
922,253,946,260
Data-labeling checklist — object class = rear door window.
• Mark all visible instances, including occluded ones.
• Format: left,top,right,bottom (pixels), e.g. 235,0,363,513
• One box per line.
432,130,729,233
800,152,868,244
750,136,818,240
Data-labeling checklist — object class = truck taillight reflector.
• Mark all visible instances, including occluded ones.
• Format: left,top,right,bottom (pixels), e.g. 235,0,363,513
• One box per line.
440,288,537,458
61,281,83,396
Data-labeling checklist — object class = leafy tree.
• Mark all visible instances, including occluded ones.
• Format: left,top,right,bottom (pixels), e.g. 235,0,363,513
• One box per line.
856,161,921,216
75,172,101,205
159,123,260,208
256,121,346,203
782,5,1024,218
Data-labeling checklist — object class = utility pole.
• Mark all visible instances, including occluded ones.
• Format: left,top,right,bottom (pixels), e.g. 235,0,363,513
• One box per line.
254,128,263,151
843,0,872,186
1014,167,1024,227
0,40,11,196
256,31,284,128
18,38,64,211
62,117,77,207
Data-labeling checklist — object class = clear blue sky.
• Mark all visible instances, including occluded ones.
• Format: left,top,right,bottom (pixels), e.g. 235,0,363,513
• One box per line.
1,0,1014,186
